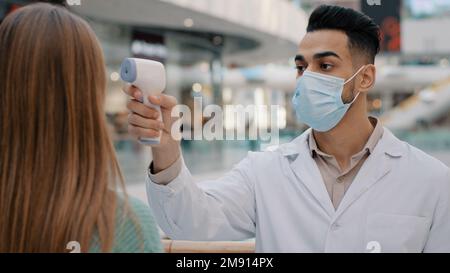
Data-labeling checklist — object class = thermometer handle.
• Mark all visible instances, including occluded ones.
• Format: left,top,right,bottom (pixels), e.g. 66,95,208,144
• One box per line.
139,95,162,145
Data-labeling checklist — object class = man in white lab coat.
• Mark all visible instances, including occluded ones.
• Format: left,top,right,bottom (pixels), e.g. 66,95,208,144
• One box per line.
123,5,450,252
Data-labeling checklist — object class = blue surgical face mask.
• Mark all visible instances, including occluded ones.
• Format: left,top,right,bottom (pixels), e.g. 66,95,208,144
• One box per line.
292,66,365,132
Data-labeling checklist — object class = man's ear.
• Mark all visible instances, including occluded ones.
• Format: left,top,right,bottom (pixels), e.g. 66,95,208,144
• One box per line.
357,64,376,94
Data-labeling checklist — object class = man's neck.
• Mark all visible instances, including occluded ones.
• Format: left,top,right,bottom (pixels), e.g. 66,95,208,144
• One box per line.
312,98,375,170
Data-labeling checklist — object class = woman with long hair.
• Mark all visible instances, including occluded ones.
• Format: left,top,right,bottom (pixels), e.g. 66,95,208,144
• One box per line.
0,3,162,253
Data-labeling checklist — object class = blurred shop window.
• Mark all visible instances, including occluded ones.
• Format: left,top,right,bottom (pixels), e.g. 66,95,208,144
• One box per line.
393,92,414,107
1,0,66,23
0,2,22,23
361,0,402,53
131,30,167,64
406,0,450,19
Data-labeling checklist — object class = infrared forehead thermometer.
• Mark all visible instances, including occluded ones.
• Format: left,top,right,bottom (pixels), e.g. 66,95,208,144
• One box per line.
120,58,166,145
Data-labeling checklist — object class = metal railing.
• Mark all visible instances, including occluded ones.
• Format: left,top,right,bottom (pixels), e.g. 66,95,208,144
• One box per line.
162,240,255,253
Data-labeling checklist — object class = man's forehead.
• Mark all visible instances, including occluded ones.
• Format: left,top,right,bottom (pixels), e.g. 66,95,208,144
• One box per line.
297,30,350,57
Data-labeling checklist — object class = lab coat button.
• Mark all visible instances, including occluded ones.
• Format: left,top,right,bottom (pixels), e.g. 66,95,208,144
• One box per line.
331,223,341,231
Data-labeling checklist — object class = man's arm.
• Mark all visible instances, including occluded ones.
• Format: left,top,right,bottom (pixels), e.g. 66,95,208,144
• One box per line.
146,154,256,241
423,168,450,253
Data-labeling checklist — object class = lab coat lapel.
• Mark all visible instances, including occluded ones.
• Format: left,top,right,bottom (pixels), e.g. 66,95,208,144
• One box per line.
331,128,404,222
286,131,336,217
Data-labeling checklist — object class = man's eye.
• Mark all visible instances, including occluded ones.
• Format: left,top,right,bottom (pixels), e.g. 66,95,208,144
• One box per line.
320,63,333,70
296,66,306,72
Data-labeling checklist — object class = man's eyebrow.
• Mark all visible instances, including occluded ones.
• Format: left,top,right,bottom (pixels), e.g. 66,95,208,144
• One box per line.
313,51,341,60
294,55,305,62
295,51,342,62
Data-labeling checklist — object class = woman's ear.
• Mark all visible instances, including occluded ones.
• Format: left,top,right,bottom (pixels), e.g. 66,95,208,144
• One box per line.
357,64,376,94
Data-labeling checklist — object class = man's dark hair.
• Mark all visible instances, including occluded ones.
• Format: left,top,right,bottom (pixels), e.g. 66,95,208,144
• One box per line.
307,5,381,64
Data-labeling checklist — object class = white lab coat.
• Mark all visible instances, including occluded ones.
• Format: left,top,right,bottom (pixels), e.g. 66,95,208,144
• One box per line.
146,128,450,253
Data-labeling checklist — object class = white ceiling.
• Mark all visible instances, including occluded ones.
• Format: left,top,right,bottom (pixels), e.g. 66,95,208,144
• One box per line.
70,0,307,66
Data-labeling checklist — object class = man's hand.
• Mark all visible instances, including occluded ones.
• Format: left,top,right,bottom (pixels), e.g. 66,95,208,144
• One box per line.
123,84,181,173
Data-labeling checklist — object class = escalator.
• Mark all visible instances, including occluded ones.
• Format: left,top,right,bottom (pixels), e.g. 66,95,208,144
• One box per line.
382,77,450,131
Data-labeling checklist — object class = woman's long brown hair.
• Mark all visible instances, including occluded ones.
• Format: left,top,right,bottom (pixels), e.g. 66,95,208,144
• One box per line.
0,3,127,252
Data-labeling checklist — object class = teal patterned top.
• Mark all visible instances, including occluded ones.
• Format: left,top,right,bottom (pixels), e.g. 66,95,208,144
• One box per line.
89,196,163,253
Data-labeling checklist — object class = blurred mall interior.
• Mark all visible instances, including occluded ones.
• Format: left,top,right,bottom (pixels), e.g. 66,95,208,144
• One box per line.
1,0,450,194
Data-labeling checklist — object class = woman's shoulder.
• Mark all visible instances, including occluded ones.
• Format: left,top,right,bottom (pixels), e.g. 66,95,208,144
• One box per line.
90,195,163,253
112,195,163,253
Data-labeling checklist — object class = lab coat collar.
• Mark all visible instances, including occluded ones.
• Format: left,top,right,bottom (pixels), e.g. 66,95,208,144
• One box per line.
278,127,405,159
